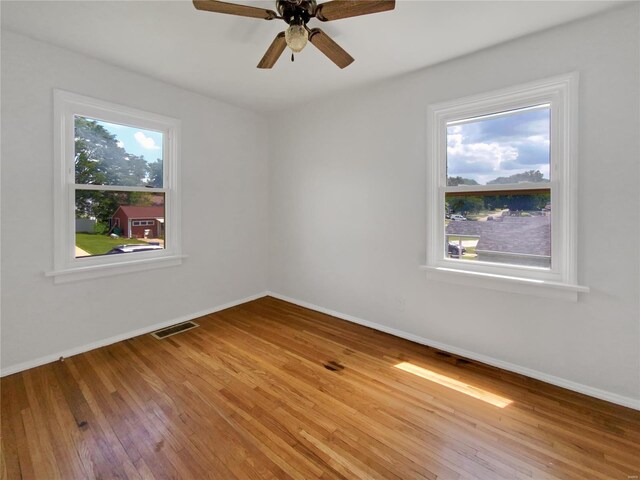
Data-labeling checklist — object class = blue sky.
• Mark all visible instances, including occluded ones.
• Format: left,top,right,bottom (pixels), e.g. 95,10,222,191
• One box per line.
96,119,163,163
447,107,550,185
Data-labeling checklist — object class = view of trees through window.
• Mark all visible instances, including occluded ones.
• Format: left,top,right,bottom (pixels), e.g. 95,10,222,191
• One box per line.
445,105,552,269
74,116,166,258
446,189,550,216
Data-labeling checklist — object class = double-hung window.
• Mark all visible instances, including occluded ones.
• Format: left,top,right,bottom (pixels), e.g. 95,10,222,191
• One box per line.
425,74,587,298
50,91,182,283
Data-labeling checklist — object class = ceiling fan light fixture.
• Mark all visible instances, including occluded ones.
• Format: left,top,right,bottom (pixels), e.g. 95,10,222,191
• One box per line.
285,23,308,53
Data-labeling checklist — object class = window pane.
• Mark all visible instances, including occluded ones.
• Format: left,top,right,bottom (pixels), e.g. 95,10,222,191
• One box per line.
75,191,165,258
447,106,550,186
75,116,163,187
445,192,551,268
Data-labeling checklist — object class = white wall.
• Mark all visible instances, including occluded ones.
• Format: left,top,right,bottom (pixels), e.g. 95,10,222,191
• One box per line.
268,5,640,405
2,6,639,408
1,31,269,372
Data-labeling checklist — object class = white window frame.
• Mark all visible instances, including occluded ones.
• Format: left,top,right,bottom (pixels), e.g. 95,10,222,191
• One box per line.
422,74,588,300
48,90,183,283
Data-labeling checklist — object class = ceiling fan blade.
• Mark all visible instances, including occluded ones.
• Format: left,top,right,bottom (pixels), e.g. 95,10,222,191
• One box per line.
309,28,354,69
314,0,395,22
257,32,287,69
193,0,277,20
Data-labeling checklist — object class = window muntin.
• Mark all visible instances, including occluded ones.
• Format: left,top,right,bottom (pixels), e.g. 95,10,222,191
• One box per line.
53,90,181,281
426,74,578,289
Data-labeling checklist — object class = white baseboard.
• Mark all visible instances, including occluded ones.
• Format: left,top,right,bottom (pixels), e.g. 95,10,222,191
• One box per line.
5,290,638,411
0,291,269,377
267,291,640,411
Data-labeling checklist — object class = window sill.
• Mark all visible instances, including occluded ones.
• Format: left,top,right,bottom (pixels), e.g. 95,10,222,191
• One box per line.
420,265,589,302
46,254,187,284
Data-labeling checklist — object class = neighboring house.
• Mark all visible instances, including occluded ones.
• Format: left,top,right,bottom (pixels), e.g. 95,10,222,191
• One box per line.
111,205,164,239
446,214,551,268
476,216,551,268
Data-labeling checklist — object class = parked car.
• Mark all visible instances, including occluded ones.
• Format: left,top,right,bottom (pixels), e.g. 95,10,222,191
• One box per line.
450,214,467,221
106,244,164,254
448,243,467,257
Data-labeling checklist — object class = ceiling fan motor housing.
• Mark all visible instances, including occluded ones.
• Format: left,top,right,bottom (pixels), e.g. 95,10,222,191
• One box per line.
277,0,316,25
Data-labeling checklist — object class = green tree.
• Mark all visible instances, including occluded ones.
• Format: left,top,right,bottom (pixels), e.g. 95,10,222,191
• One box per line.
74,117,155,224
487,170,548,185
148,160,163,188
74,117,149,186
481,192,550,211
448,196,484,214
447,176,479,186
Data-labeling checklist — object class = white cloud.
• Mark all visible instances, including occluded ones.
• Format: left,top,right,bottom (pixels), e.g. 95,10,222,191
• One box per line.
526,135,550,146
446,111,550,184
447,127,519,177
134,131,160,150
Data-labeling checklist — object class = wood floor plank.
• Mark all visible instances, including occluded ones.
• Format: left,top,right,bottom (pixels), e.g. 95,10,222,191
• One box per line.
23,367,87,480
2,375,36,480
2,296,639,479
1,380,24,480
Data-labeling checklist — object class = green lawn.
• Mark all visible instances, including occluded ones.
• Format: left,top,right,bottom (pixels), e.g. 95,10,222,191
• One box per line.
461,248,477,260
76,234,147,255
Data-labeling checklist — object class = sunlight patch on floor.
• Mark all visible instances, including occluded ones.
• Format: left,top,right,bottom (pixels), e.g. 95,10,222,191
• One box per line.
394,361,513,408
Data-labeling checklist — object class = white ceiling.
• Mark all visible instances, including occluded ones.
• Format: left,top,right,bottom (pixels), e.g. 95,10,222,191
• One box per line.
1,0,625,112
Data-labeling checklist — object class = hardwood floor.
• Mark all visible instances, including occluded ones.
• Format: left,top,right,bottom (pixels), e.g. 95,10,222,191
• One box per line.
2,296,639,479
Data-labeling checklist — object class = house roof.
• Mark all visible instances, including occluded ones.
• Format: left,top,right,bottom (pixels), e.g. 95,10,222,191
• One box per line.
114,205,164,219
446,221,482,237
446,215,551,257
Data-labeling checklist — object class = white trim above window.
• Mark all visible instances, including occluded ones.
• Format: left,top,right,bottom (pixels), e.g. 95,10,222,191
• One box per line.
422,74,588,300
49,90,183,283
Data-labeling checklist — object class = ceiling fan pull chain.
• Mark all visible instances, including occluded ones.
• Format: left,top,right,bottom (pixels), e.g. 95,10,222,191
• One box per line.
291,53,295,62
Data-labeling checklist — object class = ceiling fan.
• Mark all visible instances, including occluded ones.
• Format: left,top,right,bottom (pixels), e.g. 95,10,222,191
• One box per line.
193,0,396,69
